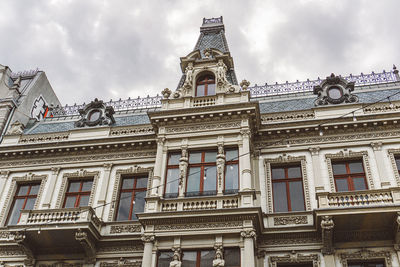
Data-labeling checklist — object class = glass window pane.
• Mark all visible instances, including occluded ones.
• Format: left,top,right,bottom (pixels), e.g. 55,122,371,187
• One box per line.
289,181,305,211
29,184,40,195
136,177,148,188
396,158,400,171
336,179,349,192
122,178,135,189
224,248,240,267
273,182,288,212
349,162,364,173
78,195,90,207
203,166,216,194
24,198,36,210
226,149,238,162
81,180,93,191
168,153,181,165
271,168,285,180
204,151,217,162
117,192,132,221
158,252,174,267
17,185,29,196
353,177,367,190
197,84,205,96
200,250,215,267
332,163,347,175
165,169,179,195
207,83,216,95
8,198,25,225
132,191,146,220
287,166,301,178
182,251,197,267
64,196,76,208
187,167,201,193
68,181,81,192
225,164,238,191
189,152,202,164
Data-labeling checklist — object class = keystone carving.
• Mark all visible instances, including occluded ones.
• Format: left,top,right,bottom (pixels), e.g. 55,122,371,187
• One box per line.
313,73,358,106
321,216,334,255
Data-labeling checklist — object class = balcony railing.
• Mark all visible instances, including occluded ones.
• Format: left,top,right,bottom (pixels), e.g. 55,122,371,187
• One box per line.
160,194,239,212
317,187,400,208
18,207,101,230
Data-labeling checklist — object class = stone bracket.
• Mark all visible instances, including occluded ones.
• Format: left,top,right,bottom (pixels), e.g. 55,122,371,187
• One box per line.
320,216,334,255
75,229,96,263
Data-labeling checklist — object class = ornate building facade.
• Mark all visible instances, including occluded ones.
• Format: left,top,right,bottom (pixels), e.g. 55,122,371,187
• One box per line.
0,16,400,267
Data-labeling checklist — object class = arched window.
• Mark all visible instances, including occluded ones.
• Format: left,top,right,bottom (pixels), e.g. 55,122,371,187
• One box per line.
196,74,215,96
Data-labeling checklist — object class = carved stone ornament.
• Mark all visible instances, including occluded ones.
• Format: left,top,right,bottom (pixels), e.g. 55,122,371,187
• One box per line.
240,79,250,90
100,258,141,267
170,247,182,267
273,215,308,226
339,249,392,267
313,73,358,106
6,120,24,135
141,234,155,243
321,216,334,255
162,88,172,98
269,252,320,267
213,246,225,267
240,229,256,239
74,98,115,127
75,229,96,263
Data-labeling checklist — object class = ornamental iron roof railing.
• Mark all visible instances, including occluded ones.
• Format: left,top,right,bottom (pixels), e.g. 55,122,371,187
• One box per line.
55,68,400,116
249,67,400,98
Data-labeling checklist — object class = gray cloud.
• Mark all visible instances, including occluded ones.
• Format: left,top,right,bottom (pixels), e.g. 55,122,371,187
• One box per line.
0,0,399,104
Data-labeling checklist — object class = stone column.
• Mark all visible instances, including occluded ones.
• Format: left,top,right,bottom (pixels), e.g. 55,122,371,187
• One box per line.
216,144,225,195
0,171,10,198
42,167,61,208
96,163,113,218
239,129,252,191
241,229,256,267
370,142,391,188
141,235,155,267
151,137,165,196
178,148,188,198
309,147,324,192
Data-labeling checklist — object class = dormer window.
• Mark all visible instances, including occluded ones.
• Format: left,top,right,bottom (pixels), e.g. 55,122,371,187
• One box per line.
196,74,215,96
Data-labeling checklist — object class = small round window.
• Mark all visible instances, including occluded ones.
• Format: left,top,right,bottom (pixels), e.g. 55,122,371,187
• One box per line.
88,110,101,122
327,87,342,100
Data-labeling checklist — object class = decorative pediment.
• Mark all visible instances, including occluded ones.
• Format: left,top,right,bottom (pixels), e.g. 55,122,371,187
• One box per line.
75,98,115,128
313,73,358,106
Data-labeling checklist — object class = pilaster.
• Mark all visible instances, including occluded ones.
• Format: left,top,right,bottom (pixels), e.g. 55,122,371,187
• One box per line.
42,167,61,208
370,142,391,188
96,163,113,218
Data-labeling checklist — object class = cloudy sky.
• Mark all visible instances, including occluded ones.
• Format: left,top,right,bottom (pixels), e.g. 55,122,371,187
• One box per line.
1,0,399,105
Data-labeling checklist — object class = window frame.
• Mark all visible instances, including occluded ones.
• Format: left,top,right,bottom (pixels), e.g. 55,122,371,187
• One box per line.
389,149,400,186
347,261,385,267
164,152,180,198
115,175,148,221
271,164,305,212
195,74,216,97
332,160,368,192
224,148,239,195
265,156,311,214
0,174,47,226
325,151,374,192
62,179,93,208
6,183,41,225
185,150,217,197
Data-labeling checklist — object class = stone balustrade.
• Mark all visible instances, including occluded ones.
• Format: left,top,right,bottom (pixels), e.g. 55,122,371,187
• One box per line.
193,95,216,107
317,187,400,208
160,195,239,212
18,207,101,229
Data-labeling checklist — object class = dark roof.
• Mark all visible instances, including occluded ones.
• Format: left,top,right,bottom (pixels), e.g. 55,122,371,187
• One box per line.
24,113,150,135
258,87,400,113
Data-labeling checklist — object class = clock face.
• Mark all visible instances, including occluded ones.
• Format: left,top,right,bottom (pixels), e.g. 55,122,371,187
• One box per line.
327,87,342,100
88,110,101,122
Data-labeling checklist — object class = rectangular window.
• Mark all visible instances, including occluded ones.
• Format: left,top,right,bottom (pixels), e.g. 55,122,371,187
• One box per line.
7,183,40,225
225,149,239,194
271,165,305,212
348,261,385,267
63,179,93,208
186,151,217,197
157,248,240,267
395,157,400,175
116,176,147,221
332,161,367,192
165,152,180,198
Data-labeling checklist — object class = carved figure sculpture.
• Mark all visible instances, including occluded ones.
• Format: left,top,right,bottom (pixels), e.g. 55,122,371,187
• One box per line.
216,146,226,192
213,248,225,267
216,60,228,87
178,148,188,194
6,120,24,135
184,63,194,87
170,252,182,267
